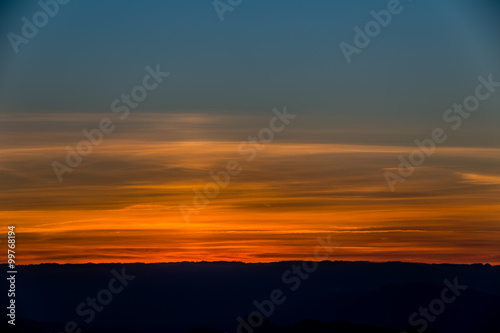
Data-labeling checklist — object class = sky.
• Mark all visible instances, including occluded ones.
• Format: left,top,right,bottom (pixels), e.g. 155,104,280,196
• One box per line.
0,0,499,264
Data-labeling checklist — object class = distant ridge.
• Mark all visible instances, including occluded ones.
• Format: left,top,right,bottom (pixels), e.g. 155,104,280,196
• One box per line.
6,261,499,333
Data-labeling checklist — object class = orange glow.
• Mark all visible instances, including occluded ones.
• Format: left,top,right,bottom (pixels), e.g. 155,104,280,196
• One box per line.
1,113,499,265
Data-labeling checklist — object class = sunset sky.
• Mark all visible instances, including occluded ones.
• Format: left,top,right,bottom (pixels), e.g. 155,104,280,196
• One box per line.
1,0,499,264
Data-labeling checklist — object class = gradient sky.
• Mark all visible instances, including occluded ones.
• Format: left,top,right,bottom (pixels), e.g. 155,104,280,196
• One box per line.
0,0,499,264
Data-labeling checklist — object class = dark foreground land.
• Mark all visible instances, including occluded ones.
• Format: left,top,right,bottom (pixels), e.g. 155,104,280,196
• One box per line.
2,261,499,333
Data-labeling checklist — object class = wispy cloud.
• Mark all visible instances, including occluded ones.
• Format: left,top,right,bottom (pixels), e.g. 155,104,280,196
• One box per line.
1,113,500,265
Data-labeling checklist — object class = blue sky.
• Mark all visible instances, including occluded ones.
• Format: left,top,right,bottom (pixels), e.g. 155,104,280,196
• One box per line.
1,0,499,121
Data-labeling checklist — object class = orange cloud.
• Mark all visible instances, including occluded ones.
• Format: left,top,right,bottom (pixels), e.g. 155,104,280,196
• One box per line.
1,113,500,265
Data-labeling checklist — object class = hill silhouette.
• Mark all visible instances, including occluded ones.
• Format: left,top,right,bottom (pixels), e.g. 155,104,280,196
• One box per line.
4,261,499,333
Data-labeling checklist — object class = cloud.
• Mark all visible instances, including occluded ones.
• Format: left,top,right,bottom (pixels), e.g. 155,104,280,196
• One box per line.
457,172,500,185
1,113,500,264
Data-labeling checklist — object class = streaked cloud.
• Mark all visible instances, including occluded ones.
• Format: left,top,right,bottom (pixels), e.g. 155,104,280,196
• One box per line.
1,113,499,265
